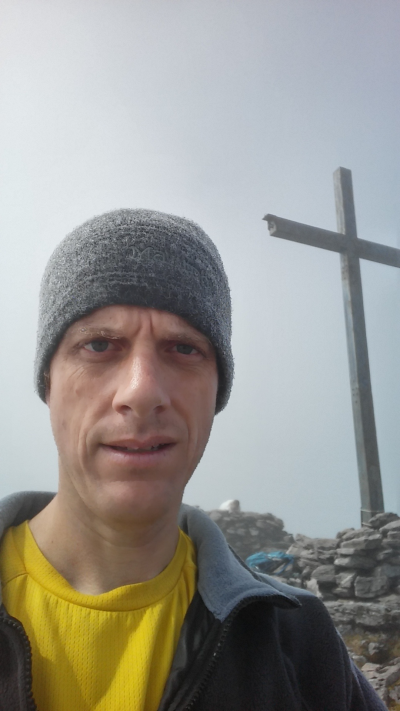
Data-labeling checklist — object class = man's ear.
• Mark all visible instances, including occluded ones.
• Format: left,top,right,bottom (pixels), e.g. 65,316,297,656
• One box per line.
44,371,51,404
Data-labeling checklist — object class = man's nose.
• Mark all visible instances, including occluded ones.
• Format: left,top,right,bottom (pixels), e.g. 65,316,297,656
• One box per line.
111,349,170,417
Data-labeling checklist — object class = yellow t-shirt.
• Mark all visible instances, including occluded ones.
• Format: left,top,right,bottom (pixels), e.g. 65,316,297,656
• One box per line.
0,521,197,711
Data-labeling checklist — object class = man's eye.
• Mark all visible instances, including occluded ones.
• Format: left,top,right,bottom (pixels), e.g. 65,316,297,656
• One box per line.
84,340,111,353
175,343,198,355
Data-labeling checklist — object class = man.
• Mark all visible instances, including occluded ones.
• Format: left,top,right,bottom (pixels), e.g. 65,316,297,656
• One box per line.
0,209,385,710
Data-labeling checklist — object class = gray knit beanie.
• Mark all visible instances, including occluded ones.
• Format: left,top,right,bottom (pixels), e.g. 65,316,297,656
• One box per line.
35,208,233,413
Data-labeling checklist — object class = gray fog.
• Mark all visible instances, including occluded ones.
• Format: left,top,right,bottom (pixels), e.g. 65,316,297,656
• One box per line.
1,0,399,537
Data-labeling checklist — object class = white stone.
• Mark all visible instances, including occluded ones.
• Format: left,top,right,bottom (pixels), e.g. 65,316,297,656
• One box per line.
219,499,241,512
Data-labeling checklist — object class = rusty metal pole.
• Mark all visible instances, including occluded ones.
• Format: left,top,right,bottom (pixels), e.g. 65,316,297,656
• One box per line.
334,167,384,524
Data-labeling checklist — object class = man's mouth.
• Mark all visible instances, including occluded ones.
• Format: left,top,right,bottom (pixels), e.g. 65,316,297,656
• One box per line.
103,438,176,460
109,444,168,453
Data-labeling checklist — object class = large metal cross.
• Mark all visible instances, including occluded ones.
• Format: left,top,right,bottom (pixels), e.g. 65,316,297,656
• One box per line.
264,167,400,525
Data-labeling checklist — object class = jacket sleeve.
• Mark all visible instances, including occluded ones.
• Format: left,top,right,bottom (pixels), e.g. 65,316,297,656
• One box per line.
276,588,388,711
317,609,387,711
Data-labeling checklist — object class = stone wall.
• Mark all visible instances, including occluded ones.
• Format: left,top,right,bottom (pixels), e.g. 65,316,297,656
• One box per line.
209,507,400,601
287,511,400,602
207,508,293,561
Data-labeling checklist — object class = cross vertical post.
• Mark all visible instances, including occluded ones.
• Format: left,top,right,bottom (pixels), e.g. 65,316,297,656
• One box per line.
264,167,400,524
334,168,384,524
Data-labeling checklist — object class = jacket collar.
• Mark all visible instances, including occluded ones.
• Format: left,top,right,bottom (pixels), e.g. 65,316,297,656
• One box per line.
0,492,299,619
178,504,299,620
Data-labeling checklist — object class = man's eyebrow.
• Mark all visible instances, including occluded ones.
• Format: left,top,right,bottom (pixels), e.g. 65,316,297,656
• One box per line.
67,325,123,340
66,324,213,349
166,330,214,351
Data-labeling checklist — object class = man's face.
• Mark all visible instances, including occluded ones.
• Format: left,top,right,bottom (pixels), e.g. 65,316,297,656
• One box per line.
47,305,218,528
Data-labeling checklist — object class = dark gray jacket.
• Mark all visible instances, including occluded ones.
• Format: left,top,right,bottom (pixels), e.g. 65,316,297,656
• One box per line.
0,492,386,710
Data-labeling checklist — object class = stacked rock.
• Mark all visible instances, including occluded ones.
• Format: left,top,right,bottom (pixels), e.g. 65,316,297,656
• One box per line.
285,512,400,601
207,503,293,562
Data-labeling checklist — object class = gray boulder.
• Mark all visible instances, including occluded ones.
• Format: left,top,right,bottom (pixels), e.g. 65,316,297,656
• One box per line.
311,565,336,585
334,555,376,570
367,512,399,530
382,538,400,550
375,564,400,579
355,574,389,599
380,519,400,534
338,534,382,552
335,571,357,589
387,531,400,541
375,549,397,562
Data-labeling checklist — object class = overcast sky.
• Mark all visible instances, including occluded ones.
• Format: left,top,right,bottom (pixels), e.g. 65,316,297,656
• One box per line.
1,0,399,537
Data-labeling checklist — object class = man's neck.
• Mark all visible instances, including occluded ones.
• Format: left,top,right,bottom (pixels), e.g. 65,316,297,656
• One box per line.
28,495,180,595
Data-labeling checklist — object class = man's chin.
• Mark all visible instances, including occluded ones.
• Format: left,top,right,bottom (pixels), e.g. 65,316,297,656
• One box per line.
92,480,182,527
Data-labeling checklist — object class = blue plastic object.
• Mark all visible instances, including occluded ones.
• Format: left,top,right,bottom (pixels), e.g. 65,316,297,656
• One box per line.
246,551,294,576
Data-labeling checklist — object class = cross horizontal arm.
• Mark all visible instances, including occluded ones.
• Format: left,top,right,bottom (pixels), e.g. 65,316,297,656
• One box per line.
264,214,400,269
264,214,347,253
357,238,400,269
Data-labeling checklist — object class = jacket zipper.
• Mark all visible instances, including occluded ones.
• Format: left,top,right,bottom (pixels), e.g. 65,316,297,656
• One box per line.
183,595,272,711
0,610,37,711
0,591,292,711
